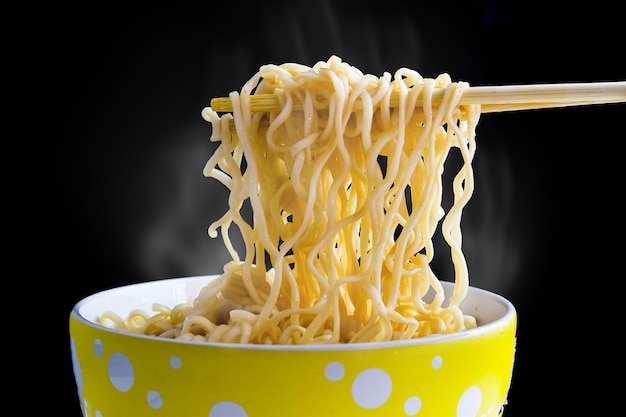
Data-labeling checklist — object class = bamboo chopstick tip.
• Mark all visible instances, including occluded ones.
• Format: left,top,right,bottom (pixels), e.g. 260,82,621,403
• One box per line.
210,97,234,112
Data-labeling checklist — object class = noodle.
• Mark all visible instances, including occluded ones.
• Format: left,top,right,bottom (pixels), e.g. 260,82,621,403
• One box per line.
100,55,482,344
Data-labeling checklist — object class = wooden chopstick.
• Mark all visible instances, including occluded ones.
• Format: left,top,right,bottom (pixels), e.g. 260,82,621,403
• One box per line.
209,81,626,114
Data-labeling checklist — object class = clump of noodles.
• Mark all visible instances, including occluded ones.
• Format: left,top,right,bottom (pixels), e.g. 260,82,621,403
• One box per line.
99,55,481,344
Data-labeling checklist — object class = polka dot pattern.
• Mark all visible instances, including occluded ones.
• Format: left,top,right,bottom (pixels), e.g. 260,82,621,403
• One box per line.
404,396,422,415
147,390,163,409
458,386,483,417
70,332,511,417
209,401,248,417
351,368,392,409
107,352,134,392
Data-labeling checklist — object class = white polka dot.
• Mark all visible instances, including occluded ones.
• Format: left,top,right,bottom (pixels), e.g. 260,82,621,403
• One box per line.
95,411,103,417
209,401,248,417
404,396,422,415
457,386,482,417
351,368,392,409
94,339,104,357
108,352,134,392
324,361,345,381
147,390,163,409
70,338,83,397
431,355,442,370
170,356,182,369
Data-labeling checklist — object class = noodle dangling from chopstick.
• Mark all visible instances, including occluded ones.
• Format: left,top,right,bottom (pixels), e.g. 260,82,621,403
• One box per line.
101,55,481,344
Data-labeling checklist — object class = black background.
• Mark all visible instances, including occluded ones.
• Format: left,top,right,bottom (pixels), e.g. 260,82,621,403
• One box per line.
32,1,623,415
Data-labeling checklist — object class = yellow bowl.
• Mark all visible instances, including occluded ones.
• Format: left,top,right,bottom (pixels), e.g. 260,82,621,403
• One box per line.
70,275,517,417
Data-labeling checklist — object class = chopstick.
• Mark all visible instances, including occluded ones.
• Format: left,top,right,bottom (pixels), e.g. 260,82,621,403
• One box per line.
209,81,626,114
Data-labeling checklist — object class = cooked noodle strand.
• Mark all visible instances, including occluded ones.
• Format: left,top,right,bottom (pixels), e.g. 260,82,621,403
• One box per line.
100,56,480,344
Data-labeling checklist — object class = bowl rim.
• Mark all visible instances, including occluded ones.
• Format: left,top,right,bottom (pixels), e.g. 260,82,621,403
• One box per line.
71,275,516,351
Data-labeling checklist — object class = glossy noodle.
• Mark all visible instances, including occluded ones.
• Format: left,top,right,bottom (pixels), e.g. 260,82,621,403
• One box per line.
98,55,481,344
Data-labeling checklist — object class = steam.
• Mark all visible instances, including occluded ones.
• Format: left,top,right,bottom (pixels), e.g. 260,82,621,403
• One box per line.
137,126,243,279
463,144,520,293
135,1,519,294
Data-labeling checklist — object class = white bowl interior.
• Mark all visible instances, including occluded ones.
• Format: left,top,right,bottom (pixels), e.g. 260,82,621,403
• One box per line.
75,275,514,345
78,276,210,323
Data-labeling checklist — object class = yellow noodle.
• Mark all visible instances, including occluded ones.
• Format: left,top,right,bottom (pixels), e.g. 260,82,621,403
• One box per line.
101,55,481,344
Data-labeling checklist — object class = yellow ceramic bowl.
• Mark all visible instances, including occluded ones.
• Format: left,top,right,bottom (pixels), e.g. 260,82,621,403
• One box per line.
70,275,516,417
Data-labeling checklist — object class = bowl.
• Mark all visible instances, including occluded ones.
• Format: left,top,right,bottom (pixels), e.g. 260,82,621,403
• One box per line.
69,275,517,417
